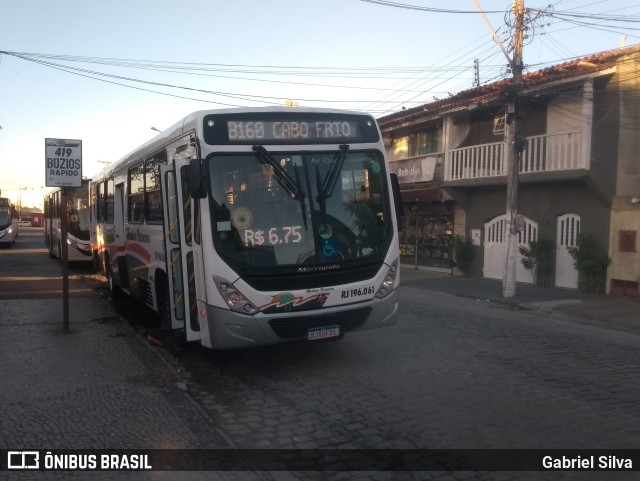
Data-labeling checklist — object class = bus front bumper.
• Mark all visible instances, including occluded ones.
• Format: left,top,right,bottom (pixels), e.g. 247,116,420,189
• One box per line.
201,289,399,350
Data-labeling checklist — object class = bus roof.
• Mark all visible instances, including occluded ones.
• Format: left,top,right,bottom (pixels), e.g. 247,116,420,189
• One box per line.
93,107,376,181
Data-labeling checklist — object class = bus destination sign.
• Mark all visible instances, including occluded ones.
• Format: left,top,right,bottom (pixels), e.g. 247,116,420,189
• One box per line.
203,113,380,145
45,138,83,187
227,120,358,142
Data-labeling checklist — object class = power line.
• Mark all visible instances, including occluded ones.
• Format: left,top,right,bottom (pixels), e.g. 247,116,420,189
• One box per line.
2,0,639,115
358,0,502,14
0,50,506,110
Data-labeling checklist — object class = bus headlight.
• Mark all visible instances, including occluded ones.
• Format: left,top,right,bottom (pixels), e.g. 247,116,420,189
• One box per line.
213,276,258,314
375,259,399,299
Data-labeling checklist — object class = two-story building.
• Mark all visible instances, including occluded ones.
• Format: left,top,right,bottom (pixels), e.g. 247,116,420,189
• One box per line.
379,45,640,295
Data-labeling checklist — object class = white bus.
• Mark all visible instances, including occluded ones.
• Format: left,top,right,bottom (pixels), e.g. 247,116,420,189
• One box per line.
90,107,402,350
44,180,93,262
0,197,19,246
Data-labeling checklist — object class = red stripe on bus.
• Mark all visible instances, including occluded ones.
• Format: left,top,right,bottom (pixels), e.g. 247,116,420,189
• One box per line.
125,241,151,263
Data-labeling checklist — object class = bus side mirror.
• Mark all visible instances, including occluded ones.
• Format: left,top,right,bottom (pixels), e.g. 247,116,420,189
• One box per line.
389,173,403,223
188,158,208,198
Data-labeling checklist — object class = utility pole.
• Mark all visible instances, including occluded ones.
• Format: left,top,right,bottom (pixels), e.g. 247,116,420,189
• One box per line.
502,0,525,298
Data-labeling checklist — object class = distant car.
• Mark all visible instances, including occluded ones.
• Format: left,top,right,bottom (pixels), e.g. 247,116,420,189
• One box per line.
19,221,32,227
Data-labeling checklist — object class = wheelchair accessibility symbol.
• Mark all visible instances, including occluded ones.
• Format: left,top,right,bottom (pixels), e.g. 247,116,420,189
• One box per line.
321,238,338,257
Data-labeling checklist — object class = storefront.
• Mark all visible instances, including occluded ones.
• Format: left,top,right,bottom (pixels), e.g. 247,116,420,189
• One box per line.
399,188,454,271
387,154,455,271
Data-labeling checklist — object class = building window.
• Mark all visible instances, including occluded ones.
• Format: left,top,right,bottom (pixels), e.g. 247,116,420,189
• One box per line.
618,230,636,252
409,130,438,156
493,115,505,135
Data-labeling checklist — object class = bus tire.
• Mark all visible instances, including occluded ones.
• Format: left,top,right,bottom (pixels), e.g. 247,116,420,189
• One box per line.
92,251,101,273
106,259,124,300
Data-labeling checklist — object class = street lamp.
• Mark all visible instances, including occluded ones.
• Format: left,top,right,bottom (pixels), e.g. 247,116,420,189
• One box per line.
150,127,161,133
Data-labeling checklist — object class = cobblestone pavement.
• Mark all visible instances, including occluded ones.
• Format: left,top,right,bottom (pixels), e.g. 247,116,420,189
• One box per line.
0,233,272,480
3,233,640,480
147,284,640,481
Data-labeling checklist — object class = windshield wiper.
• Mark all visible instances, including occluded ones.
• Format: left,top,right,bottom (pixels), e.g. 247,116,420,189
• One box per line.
316,144,349,225
293,165,308,231
252,145,304,200
321,144,349,199
253,144,308,230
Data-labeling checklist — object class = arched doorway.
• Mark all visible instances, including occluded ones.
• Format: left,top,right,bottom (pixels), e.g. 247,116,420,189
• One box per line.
555,213,580,289
483,213,538,284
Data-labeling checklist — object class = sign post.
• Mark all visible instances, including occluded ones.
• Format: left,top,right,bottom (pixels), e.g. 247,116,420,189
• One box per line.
45,138,83,333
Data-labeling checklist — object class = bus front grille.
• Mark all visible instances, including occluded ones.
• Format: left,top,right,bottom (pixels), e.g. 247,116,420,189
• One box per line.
268,307,372,339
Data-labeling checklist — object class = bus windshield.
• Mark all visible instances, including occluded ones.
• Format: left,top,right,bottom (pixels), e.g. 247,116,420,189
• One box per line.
209,149,391,270
67,193,90,240
0,207,10,227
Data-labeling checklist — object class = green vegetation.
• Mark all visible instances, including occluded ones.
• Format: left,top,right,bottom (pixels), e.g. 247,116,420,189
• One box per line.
452,235,474,277
518,239,554,287
567,234,610,293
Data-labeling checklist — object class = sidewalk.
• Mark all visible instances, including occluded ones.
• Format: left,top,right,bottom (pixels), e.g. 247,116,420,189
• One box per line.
0,291,227,449
400,266,640,332
0,278,270,479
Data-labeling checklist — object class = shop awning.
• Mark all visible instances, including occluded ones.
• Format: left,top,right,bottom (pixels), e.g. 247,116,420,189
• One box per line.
400,187,444,203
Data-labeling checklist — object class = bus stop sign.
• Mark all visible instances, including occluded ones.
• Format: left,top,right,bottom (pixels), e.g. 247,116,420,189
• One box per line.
45,138,83,187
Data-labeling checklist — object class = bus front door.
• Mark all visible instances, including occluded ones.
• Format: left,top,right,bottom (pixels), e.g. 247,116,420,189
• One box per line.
160,163,201,342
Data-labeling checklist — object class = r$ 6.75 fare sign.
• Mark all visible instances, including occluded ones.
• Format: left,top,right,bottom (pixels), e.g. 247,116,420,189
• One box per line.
45,138,83,187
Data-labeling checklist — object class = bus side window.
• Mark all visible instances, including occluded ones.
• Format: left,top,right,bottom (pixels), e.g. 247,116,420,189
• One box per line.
145,151,166,224
106,178,114,223
128,163,145,223
97,182,104,222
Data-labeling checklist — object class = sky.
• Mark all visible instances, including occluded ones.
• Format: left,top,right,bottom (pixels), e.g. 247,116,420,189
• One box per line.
1,0,639,209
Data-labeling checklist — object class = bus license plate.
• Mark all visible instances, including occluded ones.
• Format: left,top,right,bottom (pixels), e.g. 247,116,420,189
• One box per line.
307,326,340,341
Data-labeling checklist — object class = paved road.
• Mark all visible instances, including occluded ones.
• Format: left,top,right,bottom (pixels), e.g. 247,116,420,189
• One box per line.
143,271,640,480
3,229,639,480
0,227,99,299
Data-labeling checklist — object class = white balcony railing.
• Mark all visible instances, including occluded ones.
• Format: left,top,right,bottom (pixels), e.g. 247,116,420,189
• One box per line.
521,131,583,173
447,141,504,180
445,131,586,182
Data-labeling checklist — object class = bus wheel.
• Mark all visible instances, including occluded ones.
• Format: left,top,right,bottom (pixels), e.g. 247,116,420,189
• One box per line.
92,252,101,273
106,261,124,300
